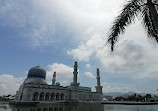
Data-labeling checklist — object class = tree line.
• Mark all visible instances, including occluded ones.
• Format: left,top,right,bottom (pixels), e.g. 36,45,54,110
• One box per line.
0,95,15,101
114,93,156,102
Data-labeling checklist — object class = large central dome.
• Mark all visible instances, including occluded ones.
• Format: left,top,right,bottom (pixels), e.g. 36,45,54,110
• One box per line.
27,66,46,79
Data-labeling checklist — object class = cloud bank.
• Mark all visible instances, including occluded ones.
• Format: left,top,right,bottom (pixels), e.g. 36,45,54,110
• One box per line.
1,0,158,94
85,72,95,79
0,74,24,95
47,63,73,79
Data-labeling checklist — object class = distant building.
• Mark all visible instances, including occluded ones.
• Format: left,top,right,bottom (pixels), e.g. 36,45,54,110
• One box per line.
15,61,103,102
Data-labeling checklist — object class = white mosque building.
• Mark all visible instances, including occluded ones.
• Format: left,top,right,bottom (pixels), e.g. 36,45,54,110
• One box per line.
15,61,103,102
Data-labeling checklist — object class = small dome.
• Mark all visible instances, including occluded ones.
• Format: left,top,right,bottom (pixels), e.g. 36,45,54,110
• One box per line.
28,66,46,79
55,82,60,87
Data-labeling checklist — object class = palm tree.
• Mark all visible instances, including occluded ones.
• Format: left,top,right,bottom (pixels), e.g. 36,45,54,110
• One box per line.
107,0,158,51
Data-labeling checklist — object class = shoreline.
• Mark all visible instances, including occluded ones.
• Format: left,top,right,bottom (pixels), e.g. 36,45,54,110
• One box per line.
9,101,158,106
101,101,158,105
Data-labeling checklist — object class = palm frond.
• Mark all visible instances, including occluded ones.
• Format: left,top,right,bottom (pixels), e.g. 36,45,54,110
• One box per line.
147,1,158,41
107,0,143,51
142,5,158,41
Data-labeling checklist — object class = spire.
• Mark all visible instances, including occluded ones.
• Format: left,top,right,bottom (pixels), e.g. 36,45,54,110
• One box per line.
52,72,56,85
95,68,102,93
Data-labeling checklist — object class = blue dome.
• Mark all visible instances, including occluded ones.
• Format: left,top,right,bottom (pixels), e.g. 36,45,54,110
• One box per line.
27,66,46,79
55,82,60,87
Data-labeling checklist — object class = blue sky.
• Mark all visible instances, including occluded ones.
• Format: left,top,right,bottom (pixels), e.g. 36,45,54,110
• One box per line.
0,0,158,95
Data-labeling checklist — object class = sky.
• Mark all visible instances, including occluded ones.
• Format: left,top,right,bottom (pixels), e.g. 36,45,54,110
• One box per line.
0,0,158,96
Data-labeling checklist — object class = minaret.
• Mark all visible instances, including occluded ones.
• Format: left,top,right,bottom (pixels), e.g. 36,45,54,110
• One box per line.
73,61,78,84
52,72,56,85
71,61,80,91
95,68,102,93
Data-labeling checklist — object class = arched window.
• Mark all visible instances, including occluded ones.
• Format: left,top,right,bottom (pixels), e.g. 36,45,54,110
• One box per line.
56,93,59,100
60,93,64,100
45,92,50,100
32,92,38,101
51,93,55,100
39,92,44,101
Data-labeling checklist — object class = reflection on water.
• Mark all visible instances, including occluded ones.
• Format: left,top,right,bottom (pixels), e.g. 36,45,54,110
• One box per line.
104,104,158,111
1,102,158,111
10,104,104,111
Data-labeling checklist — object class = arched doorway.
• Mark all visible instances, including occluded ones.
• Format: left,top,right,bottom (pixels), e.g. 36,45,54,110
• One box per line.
45,92,50,100
51,93,55,100
39,92,44,101
60,93,64,100
56,93,59,100
32,92,38,101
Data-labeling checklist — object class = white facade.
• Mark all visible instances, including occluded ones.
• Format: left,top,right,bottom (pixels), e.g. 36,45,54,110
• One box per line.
15,62,103,102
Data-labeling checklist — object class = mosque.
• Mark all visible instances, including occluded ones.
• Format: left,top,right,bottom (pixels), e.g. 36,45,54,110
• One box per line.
14,61,103,102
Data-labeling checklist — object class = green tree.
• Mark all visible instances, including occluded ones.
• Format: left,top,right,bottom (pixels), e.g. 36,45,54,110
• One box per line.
107,0,158,51
127,94,137,101
134,93,137,97
137,95,144,101
5,94,11,99
145,94,152,100
114,96,125,101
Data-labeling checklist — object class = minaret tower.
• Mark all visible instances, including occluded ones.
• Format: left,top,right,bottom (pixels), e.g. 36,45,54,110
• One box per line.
95,68,102,93
71,61,80,91
52,72,56,85
73,61,78,84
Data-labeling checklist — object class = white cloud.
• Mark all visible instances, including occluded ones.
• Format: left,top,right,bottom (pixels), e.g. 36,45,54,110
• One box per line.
0,0,126,48
85,72,95,79
103,86,137,93
59,80,69,86
98,40,147,73
102,82,138,93
136,62,158,79
67,33,105,61
1,0,158,94
67,20,158,79
0,1,55,47
85,64,91,68
0,74,24,96
47,63,73,79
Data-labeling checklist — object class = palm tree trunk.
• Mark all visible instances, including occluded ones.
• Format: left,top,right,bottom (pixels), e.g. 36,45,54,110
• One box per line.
148,0,158,38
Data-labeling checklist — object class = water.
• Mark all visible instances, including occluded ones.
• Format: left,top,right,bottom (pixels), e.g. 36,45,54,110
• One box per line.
0,102,158,111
